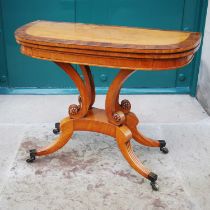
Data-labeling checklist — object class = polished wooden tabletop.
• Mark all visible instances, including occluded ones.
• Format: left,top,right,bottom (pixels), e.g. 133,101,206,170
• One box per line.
15,21,201,70
16,20,200,53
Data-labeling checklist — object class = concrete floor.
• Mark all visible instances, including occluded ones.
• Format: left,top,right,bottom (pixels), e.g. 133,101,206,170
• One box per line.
0,95,210,210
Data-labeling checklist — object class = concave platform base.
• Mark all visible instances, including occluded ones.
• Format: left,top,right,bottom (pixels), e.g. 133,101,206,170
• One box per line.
26,108,168,191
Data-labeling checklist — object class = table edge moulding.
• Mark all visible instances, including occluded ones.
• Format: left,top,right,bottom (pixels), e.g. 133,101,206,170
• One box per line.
15,20,201,191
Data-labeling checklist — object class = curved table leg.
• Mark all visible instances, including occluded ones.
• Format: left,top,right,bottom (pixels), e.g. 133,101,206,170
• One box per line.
55,62,90,119
125,112,169,153
26,117,73,162
105,68,168,154
116,126,159,190
105,69,135,125
79,65,95,109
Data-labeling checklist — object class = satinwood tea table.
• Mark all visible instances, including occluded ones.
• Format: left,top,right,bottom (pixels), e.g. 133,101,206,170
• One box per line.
15,21,201,190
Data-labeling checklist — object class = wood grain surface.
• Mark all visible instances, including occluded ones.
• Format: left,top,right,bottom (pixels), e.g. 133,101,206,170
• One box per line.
15,20,201,53
15,20,201,70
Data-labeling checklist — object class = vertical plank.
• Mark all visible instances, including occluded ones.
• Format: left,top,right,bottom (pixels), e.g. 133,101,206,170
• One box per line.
0,0,8,87
76,0,186,89
1,0,76,88
176,0,208,95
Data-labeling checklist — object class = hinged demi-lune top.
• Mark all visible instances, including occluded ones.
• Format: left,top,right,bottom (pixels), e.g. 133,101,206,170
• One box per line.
15,20,201,70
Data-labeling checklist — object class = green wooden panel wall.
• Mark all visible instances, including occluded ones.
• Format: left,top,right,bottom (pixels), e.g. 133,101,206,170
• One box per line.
0,2,7,87
1,0,76,88
0,0,208,95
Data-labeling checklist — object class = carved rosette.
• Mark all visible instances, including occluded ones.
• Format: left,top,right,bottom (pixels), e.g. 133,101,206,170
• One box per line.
120,99,131,113
68,96,83,118
113,113,121,122
112,111,125,125
69,104,80,117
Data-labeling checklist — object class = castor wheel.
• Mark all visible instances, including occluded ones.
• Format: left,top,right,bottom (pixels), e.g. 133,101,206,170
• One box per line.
158,140,169,154
26,156,35,163
150,182,159,191
160,147,169,154
53,128,60,134
53,122,60,134
26,149,36,163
